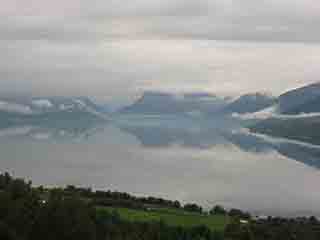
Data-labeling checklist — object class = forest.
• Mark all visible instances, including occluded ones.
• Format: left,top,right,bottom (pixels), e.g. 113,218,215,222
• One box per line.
0,172,320,240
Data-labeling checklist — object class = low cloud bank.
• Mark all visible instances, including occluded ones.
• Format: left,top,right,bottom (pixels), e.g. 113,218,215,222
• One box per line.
232,105,320,120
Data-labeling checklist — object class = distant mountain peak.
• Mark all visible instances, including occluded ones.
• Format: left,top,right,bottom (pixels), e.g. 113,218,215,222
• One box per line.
119,90,230,115
282,82,320,96
220,92,276,114
279,81,320,114
0,96,109,119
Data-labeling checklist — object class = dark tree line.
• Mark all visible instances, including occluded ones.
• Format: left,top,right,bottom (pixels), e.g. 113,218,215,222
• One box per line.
1,172,320,240
225,216,320,240
61,184,204,213
0,173,221,240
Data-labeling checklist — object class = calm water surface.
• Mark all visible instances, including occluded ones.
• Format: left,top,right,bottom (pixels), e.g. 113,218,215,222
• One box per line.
1,116,320,217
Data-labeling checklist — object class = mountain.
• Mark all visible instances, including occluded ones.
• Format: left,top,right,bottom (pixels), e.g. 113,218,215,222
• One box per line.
279,95,320,115
29,97,105,115
0,96,109,130
119,91,230,115
286,96,320,114
250,116,320,145
278,82,320,114
228,130,320,169
0,96,108,116
220,93,276,114
119,92,181,114
246,82,320,145
231,82,320,121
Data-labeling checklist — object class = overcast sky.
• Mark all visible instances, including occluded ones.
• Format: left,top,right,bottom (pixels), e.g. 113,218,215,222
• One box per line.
1,0,320,102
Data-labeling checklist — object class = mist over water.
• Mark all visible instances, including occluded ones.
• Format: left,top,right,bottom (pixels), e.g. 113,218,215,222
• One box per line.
1,115,320,217
1,39,320,217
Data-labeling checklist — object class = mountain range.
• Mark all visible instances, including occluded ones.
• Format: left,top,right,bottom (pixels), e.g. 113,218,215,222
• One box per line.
0,96,104,115
3,82,319,120
118,82,320,146
119,91,229,115
0,82,319,145
0,97,108,130
119,91,275,116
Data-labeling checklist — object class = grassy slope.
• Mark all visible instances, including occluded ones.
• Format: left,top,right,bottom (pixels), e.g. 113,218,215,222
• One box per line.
97,206,229,231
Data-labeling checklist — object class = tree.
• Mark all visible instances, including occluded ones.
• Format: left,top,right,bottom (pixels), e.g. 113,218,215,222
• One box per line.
229,209,251,219
183,203,203,213
29,196,97,240
173,200,181,208
209,205,226,215
0,221,19,240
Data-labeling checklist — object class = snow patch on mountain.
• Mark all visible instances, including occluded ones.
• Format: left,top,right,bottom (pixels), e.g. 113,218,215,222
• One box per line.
32,99,53,108
58,104,72,111
233,104,320,120
72,99,86,108
232,105,279,120
0,101,33,114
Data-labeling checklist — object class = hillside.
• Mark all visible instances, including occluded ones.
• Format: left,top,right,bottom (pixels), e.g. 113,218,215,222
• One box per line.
281,96,320,115
279,82,320,114
220,93,276,114
2,172,320,240
119,91,229,115
98,207,228,231
250,116,320,145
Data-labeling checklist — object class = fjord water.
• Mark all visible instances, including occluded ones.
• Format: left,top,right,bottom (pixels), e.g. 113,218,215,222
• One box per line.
1,115,320,217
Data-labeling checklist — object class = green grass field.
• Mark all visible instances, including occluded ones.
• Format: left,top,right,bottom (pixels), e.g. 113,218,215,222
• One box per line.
97,206,229,231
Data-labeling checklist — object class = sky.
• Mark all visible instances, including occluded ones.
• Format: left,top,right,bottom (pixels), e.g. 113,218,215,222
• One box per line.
1,0,320,102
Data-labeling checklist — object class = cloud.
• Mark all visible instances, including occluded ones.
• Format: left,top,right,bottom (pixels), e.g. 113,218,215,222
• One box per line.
0,0,320,100
1,0,320,42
